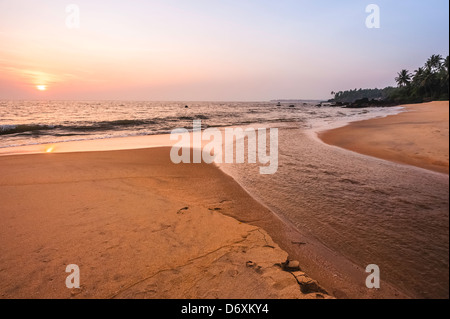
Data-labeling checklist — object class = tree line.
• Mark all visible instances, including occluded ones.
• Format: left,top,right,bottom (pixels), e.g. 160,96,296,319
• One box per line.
331,54,449,105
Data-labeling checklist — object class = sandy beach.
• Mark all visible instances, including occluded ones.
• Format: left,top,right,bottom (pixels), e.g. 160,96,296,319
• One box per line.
0,101,448,299
0,147,334,299
319,101,449,174
0,144,412,299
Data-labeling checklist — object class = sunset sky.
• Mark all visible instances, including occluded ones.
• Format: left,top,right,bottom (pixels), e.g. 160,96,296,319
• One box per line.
0,0,448,101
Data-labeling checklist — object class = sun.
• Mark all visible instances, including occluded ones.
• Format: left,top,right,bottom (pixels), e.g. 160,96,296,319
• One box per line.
36,85,47,91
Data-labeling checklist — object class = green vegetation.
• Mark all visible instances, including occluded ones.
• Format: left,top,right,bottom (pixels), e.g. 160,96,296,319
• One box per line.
330,88,396,104
331,54,449,106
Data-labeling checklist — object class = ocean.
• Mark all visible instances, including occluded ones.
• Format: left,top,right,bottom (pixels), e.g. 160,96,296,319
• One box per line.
0,100,399,149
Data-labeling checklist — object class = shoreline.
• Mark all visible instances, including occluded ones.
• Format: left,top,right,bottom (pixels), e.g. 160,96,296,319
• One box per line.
0,106,404,158
0,108,422,299
0,145,410,299
318,101,449,175
1,102,446,298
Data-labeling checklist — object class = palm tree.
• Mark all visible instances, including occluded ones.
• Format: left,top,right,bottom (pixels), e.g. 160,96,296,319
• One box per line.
412,67,425,86
395,69,412,87
420,68,435,98
423,55,446,98
411,67,426,97
425,54,443,73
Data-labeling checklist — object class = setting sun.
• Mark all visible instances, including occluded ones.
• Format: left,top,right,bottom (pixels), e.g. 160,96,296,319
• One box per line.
36,85,47,91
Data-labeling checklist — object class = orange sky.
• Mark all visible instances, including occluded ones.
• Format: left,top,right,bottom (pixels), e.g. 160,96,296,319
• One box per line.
0,0,448,100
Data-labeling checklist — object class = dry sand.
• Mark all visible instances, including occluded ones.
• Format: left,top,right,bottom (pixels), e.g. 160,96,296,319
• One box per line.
0,147,334,299
319,101,449,174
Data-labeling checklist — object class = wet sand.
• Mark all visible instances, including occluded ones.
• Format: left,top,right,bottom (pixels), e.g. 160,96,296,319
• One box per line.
319,101,449,174
216,105,448,298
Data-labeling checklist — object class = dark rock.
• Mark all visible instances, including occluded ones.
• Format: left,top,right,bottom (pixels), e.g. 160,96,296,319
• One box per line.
282,259,301,271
